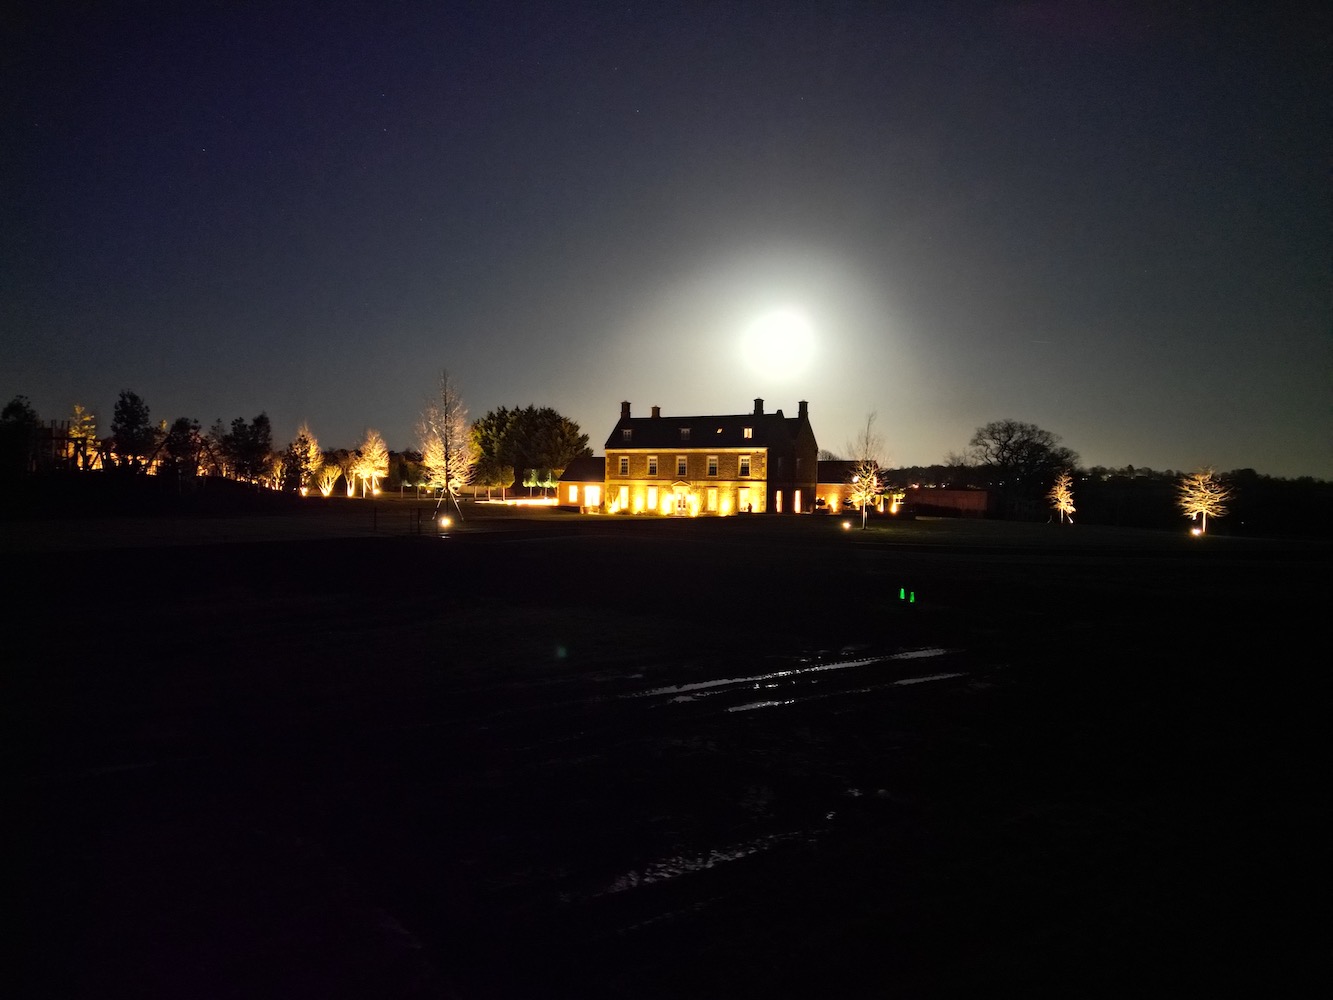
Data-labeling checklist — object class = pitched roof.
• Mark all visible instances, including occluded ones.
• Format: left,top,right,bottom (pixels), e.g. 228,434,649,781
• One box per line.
605,405,806,450
559,454,605,482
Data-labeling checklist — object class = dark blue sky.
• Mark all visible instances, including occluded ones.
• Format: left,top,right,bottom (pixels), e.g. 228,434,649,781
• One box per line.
5,2,1328,476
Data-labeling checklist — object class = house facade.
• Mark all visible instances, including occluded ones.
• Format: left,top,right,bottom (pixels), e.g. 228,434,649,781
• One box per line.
558,454,606,511
592,398,818,515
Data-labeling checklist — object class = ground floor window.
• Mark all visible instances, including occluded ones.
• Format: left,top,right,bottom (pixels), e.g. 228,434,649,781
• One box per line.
707,487,718,512
585,485,601,507
567,485,578,503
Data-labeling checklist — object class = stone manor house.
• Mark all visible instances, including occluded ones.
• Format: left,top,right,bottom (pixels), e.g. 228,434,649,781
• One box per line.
560,398,820,515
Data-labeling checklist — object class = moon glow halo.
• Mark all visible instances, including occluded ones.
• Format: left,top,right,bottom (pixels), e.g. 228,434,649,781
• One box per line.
740,309,816,381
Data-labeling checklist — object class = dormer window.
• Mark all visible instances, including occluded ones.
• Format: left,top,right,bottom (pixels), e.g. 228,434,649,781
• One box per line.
679,427,690,441
622,428,632,442
743,427,753,439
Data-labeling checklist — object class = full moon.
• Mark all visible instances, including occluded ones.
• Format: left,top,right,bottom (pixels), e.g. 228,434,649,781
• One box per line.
740,309,816,381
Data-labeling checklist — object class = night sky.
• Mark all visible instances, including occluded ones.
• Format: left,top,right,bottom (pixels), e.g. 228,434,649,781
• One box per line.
4,2,1329,476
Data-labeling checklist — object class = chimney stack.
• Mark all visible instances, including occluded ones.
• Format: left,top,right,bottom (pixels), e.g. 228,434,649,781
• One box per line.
798,400,808,419
754,398,764,415
651,405,660,419
620,401,631,419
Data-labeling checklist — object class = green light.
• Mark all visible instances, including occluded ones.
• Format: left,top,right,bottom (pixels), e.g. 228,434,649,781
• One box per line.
899,587,906,600
909,591,915,603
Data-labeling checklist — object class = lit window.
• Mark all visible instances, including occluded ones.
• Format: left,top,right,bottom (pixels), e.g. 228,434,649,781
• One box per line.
739,455,751,477
648,455,657,476
568,485,578,502
680,427,690,440
647,486,658,509
618,456,629,476
676,455,687,477
622,428,632,442
776,491,783,513
739,486,751,512
794,490,802,514
618,485,629,509
743,427,753,439
585,485,601,507
707,487,718,511
707,455,718,477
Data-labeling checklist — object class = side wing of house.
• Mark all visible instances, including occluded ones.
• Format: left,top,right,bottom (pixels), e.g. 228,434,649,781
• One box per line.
557,455,606,510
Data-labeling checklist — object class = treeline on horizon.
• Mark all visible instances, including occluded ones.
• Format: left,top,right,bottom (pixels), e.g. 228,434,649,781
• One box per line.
2,394,1329,538
881,462,1331,536
0,389,591,501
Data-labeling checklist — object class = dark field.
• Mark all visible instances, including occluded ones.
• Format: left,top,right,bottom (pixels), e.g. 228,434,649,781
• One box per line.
5,502,1328,998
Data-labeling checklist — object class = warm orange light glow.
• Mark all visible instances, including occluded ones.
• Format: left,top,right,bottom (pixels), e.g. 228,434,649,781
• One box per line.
842,520,851,530
1178,468,1231,534
490,497,558,507
1048,471,1076,523
440,516,452,529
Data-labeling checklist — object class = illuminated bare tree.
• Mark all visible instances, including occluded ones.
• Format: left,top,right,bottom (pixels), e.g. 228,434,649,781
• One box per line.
329,449,358,496
846,412,884,529
1177,468,1231,534
316,463,342,497
355,429,389,496
419,369,476,518
265,452,286,491
69,403,98,470
1048,470,1076,523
